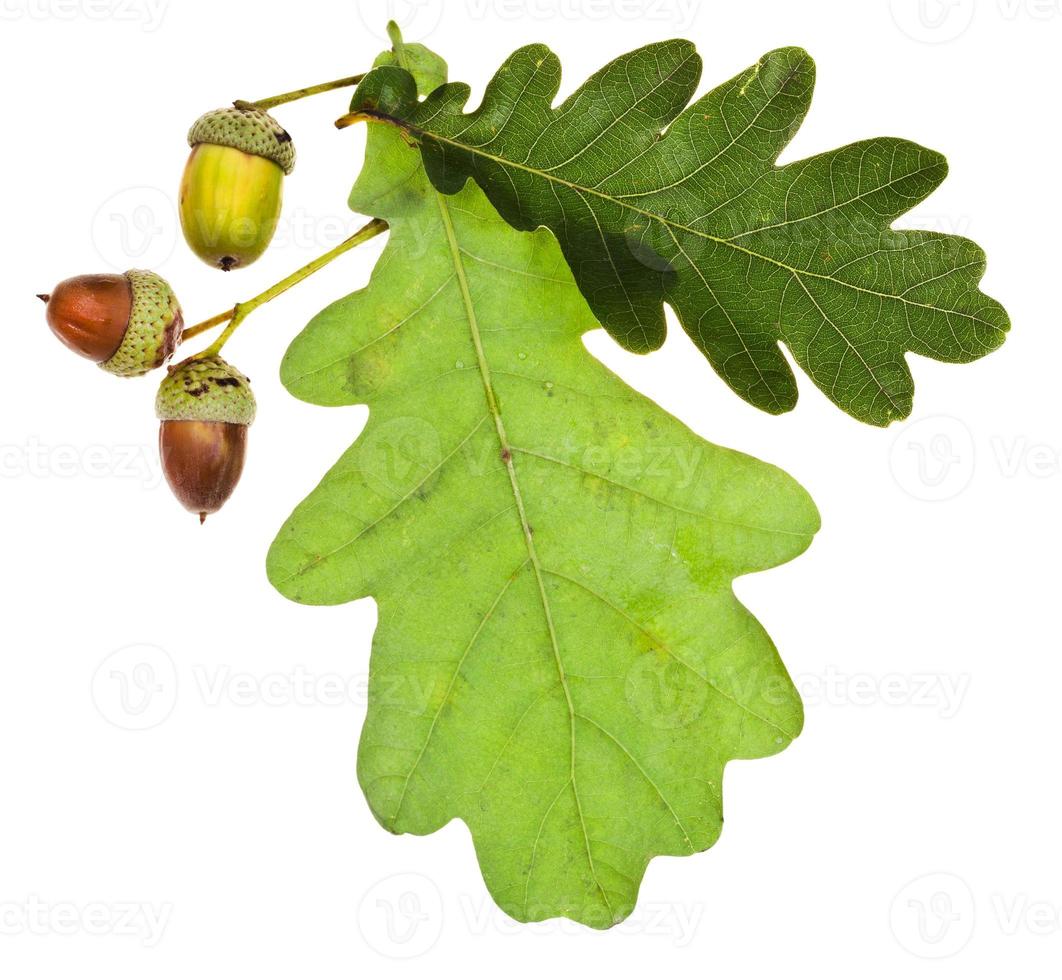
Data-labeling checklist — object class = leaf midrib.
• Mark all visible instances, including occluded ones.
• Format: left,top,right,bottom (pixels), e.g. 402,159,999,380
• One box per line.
363,111,999,331
432,189,615,917
358,108,966,417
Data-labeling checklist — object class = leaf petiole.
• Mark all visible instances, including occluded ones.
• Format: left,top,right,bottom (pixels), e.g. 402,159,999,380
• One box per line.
182,218,389,355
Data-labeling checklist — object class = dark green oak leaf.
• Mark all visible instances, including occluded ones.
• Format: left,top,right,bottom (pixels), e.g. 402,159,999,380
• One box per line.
268,47,819,927
347,41,1009,425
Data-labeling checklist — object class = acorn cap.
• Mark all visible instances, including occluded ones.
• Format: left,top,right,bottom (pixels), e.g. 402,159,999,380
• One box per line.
157,355,256,426
100,270,183,377
188,106,296,175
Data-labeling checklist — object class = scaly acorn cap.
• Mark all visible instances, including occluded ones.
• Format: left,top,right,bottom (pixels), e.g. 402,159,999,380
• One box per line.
188,106,296,175
101,270,183,378
156,355,256,426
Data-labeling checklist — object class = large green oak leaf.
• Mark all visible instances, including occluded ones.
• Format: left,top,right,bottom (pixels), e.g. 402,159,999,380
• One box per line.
268,54,819,927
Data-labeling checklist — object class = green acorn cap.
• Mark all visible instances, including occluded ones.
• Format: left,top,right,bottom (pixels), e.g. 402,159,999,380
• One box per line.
188,106,296,175
101,270,183,378
156,355,256,426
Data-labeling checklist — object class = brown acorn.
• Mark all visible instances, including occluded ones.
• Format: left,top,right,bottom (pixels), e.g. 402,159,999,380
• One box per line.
156,356,256,522
39,270,183,377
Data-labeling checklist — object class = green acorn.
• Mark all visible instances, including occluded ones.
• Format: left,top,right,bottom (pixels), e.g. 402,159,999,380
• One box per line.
180,106,295,271
39,269,183,377
156,356,256,522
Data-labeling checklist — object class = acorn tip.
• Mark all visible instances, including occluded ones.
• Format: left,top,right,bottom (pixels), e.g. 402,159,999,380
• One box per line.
37,293,50,303
199,512,207,525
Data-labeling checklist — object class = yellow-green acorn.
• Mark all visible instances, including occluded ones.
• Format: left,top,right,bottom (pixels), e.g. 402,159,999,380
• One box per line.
39,270,183,377
156,356,256,522
179,106,295,271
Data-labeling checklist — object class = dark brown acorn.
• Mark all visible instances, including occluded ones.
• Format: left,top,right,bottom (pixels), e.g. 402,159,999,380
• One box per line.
39,270,183,377
156,356,256,522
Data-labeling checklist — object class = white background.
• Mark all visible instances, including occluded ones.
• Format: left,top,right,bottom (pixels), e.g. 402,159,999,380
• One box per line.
0,0,1057,975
